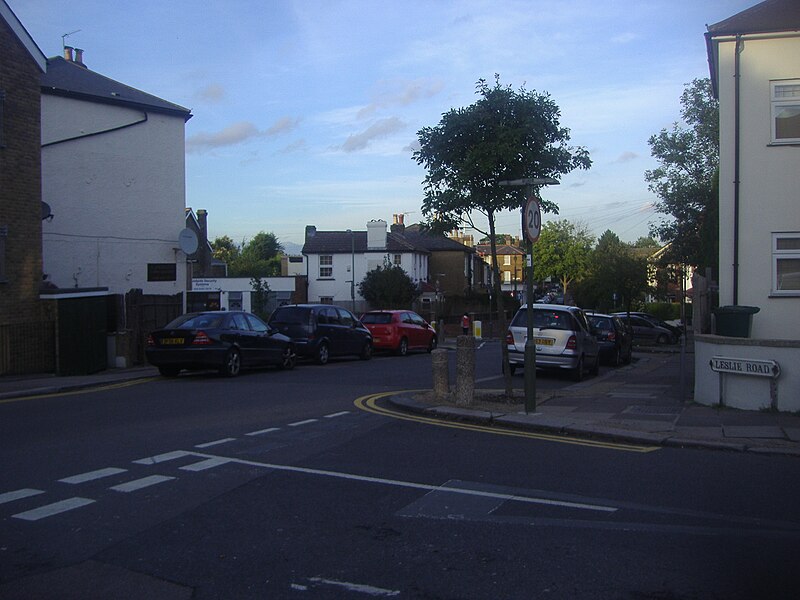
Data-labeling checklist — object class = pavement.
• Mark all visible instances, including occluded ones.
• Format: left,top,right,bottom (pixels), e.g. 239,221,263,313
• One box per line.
2,339,800,457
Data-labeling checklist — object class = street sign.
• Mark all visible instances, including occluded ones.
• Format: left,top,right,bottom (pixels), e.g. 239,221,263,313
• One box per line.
524,196,541,243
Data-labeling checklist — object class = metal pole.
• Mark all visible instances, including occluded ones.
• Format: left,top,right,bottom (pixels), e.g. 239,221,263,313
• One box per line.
524,234,537,413
350,230,355,312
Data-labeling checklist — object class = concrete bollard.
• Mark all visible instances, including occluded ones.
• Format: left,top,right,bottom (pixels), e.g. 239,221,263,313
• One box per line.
431,348,449,402
455,334,475,407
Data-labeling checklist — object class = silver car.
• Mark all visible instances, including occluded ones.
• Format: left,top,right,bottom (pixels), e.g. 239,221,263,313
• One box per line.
505,303,600,381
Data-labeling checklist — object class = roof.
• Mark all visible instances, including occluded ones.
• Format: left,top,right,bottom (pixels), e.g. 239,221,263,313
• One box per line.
706,0,800,37
302,230,429,255
475,243,525,256
1,1,46,71
402,225,475,253
41,56,192,121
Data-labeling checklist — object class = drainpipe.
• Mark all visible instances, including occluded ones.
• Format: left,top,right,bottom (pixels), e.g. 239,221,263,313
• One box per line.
733,35,742,305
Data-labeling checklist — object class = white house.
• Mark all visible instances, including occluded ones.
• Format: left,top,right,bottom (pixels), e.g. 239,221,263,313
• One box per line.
302,220,430,313
40,48,192,297
696,0,800,411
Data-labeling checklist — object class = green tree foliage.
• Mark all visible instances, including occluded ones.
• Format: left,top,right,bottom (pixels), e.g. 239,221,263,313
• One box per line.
358,261,418,309
532,220,594,303
250,277,272,320
576,230,649,312
413,75,591,394
212,232,284,278
646,78,719,271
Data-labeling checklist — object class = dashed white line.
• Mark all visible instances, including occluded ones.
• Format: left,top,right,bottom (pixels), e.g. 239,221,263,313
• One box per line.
180,457,232,472
306,577,401,597
0,488,44,505
288,419,318,427
324,411,350,418
195,438,236,449
59,467,127,484
110,475,175,493
133,450,191,465
13,497,95,521
245,427,281,436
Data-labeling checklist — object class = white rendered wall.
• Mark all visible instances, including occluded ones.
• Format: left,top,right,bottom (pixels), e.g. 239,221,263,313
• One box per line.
41,95,188,296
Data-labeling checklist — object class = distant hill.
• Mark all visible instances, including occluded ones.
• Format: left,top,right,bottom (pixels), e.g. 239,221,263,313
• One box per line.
282,241,303,255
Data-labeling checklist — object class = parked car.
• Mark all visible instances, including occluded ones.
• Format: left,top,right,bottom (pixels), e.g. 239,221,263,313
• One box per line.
613,311,682,342
585,311,633,366
267,304,372,365
505,303,600,381
360,310,437,355
615,314,675,345
146,311,296,377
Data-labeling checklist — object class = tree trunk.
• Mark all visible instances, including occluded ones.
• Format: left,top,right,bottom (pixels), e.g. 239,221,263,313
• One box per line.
488,210,513,397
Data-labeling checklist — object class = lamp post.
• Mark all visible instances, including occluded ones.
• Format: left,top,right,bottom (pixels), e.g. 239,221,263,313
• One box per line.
498,177,559,413
347,229,355,312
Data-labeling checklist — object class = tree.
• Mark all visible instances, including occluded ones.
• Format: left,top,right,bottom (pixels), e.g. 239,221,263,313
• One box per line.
358,261,418,309
413,75,591,395
215,231,284,278
631,236,660,249
532,220,594,303
645,78,719,271
212,235,240,265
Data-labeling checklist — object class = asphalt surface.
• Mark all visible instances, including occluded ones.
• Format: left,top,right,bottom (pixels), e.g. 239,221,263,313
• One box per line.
2,337,799,457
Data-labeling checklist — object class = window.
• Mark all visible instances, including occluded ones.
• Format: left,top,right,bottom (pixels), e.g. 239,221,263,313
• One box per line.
147,263,176,282
393,254,402,265
319,255,333,278
771,81,800,143
773,233,800,295
320,296,334,305
503,255,511,266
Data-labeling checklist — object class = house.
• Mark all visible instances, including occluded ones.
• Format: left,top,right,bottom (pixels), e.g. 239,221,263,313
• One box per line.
0,1,52,374
696,0,800,411
185,208,227,278
475,239,526,297
302,218,430,314
40,48,192,298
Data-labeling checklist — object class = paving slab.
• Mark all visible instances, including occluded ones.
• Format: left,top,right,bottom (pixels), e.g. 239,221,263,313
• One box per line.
723,425,786,439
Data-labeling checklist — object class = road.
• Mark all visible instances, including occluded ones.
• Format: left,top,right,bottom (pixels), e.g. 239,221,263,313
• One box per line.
1,342,799,599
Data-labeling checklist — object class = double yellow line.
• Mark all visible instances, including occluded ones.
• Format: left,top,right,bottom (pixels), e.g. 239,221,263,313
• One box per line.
354,391,659,453
0,378,157,405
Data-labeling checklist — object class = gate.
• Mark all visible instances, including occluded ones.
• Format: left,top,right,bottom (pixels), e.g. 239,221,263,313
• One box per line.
126,290,183,365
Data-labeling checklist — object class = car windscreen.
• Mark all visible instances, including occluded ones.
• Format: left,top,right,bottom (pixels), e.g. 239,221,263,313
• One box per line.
588,316,612,331
361,313,393,324
165,314,226,329
511,308,572,330
268,307,309,324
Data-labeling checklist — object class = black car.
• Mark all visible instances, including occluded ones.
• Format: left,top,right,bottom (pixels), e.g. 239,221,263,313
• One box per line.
613,311,682,343
586,312,633,366
615,314,675,345
268,304,372,365
146,311,296,377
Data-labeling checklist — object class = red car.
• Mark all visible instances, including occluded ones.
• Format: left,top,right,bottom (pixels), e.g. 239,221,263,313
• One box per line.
360,310,437,356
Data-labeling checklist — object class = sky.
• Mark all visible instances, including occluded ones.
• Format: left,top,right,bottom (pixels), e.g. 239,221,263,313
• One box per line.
13,0,754,253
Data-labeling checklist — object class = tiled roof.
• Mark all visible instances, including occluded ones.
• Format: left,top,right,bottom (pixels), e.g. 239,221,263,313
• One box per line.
302,230,429,255
707,0,800,36
475,244,525,255
41,56,192,121
402,225,475,252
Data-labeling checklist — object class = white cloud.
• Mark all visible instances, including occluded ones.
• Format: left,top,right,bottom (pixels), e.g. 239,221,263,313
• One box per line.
340,117,407,153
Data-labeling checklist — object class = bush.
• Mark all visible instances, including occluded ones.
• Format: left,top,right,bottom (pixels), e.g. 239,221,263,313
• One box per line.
644,302,682,321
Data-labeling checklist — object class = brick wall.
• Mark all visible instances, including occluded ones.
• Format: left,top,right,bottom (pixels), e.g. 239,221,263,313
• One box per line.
0,16,44,326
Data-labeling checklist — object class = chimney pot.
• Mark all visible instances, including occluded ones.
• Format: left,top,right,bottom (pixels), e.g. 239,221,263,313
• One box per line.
73,48,85,67
63,46,74,61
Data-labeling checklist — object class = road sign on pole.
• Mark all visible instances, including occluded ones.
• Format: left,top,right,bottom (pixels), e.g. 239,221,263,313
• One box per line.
524,195,541,243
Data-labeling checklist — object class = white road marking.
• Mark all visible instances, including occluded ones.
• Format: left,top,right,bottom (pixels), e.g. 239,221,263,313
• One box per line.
288,419,318,427
133,450,191,465
0,488,44,505
13,497,95,521
59,467,127,484
245,427,281,436
110,475,175,493
324,411,350,418
307,577,401,597
195,438,236,449
180,457,232,472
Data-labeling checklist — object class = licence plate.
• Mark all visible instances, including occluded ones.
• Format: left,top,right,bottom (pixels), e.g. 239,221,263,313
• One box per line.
161,338,184,345
534,337,554,346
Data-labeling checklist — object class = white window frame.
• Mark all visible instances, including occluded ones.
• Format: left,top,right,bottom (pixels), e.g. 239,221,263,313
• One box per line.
772,232,800,296
770,80,800,144
393,254,402,266
319,255,333,278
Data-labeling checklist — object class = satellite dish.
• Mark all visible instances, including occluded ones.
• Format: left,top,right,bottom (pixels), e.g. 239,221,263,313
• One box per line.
41,201,53,221
178,228,199,255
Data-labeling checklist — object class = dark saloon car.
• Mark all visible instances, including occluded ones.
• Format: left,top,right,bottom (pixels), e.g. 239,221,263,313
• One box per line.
360,310,437,355
268,304,372,365
586,311,633,366
615,314,675,345
613,311,682,342
146,311,296,377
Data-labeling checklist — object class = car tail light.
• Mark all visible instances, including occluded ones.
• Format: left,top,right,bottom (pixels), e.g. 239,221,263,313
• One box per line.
146,335,154,347
608,331,616,342
566,335,577,350
192,331,211,345
505,331,515,345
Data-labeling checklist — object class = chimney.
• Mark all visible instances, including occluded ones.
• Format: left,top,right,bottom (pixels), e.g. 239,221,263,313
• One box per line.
390,213,405,235
63,46,74,61
196,209,209,275
305,225,317,241
73,48,86,67
367,219,387,250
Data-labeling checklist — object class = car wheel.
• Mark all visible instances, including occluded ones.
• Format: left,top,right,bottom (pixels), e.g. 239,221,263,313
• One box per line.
278,347,296,370
590,354,600,376
316,342,329,365
656,333,669,345
624,346,633,365
396,338,408,356
158,366,180,377
220,348,241,377
360,341,372,361
610,347,621,367
571,355,585,382
427,336,437,353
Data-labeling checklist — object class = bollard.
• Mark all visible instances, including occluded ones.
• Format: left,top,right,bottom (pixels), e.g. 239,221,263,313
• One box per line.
455,334,475,407
431,348,449,402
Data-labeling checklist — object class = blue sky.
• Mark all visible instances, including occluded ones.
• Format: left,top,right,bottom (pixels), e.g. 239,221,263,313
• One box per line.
14,0,752,251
